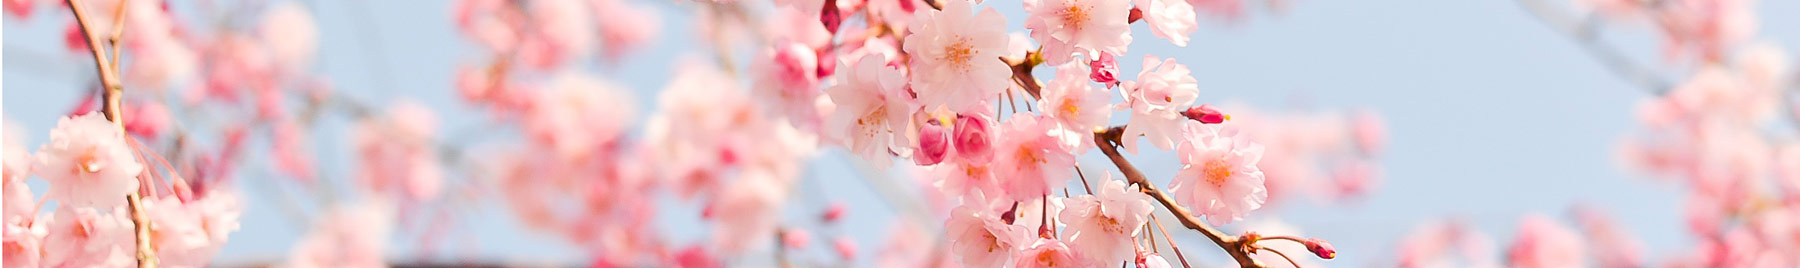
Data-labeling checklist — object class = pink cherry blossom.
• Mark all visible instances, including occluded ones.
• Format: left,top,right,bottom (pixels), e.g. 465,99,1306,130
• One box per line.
592,0,661,60
1120,55,1200,153
285,202,394,268
144,197,219,268
1014,238,1090,268
259,2,320,71
825,54,915,170
1506,214,1587,268
1013,194,1066,235
1040,62,1115,146
1136,0,1199,46
953,113,997,164
525,73,637,159
934,156,1005,200
34,112,143,209
453,0,521,52
1168,122,1266,225
1089,52,1121,87
708,171,787,255
1025,0,1132,64
945,204,1028,268
3,219,47,267
993,114,1079,201
353,100,444,201
1059,178,1154,265
525,0,596,69
1137,253,1173,268
753,40,825,124
42,206,134,268
903,0,1010,113
915,117,952,165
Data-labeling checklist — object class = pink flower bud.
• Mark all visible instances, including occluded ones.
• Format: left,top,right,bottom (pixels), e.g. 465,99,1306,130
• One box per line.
783,229,811,249
833,237,858,260
820,0,843,34
125,101,171,138
1182,104,1228,124
1089,52,1121,88
822,202,847,223
953,114,995,164
1305,238,1337,259
915,118,951,165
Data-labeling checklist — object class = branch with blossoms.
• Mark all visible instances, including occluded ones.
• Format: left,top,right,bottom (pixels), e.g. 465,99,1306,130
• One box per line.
5,0,1383,267
1383,0,1800,267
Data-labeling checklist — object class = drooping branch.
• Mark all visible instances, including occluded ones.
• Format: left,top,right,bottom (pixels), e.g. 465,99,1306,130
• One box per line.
1093,126,1265,268
1514,0,1672,94
64,0,158,266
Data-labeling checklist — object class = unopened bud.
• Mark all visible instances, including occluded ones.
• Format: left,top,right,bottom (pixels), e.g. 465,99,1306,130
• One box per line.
1183,104,1228,124
1305,238,1337,259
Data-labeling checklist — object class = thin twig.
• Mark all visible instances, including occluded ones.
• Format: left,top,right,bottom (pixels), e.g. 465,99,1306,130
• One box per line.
1095,126,1263,267
1515,0,1672,93
65,0,156,266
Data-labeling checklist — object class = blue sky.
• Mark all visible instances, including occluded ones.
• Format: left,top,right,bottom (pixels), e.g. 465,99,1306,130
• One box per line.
7,0,1800,266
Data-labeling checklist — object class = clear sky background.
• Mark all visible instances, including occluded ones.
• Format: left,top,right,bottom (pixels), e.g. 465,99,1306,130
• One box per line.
7,0,1800,266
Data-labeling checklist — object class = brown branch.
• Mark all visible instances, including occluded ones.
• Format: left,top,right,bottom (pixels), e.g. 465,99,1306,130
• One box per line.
1094,126,1264,268
65,0,157,266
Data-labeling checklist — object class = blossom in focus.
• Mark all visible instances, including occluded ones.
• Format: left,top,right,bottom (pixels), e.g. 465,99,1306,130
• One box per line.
1013,238,1090,268
1168,121,1266,225
1040,62,1115,147
1060,178,1154,265
1025,0,1132,64
953,113,997,164
945,204,1027,268
903,0,1010,113
993,114,1078,201
1120,55,1199,154
825,54,915,170
1505,214,1587,268
42,206,134,268
1136,0,1198,47
34,112,143,209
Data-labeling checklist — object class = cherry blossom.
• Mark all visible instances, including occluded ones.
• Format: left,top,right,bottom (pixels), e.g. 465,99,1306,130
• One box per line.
1506,214,1587,268
1120,55,1200,154
1040,62,1115,146
825,54,915,170
753,40,825,124
1168,121,1267,225
42,206,134,268
1025,0,1132,64
1135,0,1199,47
353,100,444,201
525,73,637,159
284,202,394,268
1014,237,1090,268
945,204,1028,268
707,171,788,255
993,114,1078,201
1060,178,1154,265
903,0,1010,113
259,2,320,71
33,112,142,209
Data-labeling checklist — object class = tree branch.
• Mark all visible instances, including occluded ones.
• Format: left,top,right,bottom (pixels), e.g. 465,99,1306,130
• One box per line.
65,0,157,266
1093,126,1264,268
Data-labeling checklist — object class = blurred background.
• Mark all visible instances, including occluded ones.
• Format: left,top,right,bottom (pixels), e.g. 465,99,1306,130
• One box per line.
5,0,1800,266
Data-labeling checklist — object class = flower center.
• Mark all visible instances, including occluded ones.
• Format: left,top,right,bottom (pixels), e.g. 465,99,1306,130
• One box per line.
964,164,989,179
1094,208,1129,234
1060,4,1089,29
1036,249,1061,266
77,147,103,174
1016,146,1044,165
941,37,976,70
1059,99,1082,119
982,231,1003,252
1204,158,1232,187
